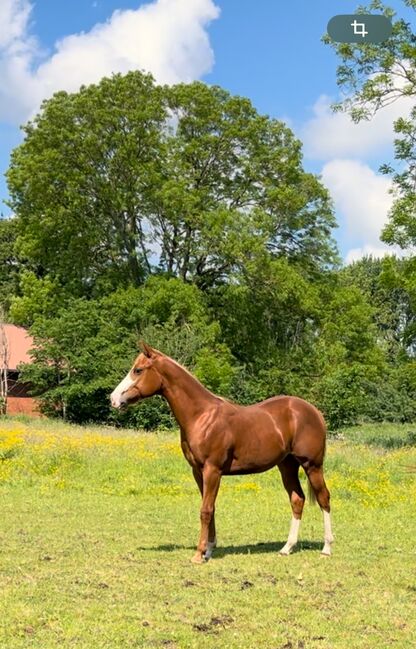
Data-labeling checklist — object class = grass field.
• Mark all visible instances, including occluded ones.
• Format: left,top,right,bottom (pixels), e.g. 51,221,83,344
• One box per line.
1,416,416,649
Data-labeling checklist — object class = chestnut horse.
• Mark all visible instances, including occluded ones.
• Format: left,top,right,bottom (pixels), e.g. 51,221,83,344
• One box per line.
111,343,333,563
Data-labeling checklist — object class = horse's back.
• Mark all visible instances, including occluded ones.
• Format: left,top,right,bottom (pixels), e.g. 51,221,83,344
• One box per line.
257,395,325,426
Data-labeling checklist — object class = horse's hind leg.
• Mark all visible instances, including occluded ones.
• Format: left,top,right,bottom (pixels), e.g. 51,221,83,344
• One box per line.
305,465,334,556
278,455,305,555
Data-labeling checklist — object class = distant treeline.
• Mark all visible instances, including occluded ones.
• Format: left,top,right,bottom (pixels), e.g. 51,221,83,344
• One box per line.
1,71,416,429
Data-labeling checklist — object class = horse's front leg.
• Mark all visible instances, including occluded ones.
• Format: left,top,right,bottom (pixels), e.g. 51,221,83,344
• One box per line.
192,468,217,559
191,464,221,564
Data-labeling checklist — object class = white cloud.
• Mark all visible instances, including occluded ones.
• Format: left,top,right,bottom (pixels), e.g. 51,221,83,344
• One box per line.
345,244,398,265
320,159,402,263
0,0,32,50
302,94,413,161
322,159,393,241
0,0,220,124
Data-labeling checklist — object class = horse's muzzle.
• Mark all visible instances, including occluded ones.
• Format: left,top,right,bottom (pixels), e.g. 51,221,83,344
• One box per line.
110,393,127,409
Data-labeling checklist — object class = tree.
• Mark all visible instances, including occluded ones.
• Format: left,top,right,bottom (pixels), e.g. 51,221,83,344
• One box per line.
324,0,416,248
0,217,20,313
7,72,166,296
325,0,415,121
341,255,412,359
0,309,10,415
211,256,320,370
319,256,416,426
19,276,236,426
7,73,337,298
154,82,337,284
10,271,65,328
381,106,416,247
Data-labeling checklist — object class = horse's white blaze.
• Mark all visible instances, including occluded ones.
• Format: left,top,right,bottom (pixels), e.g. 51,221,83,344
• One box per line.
321,510,334,556
110,371,135,408
279,516,300,555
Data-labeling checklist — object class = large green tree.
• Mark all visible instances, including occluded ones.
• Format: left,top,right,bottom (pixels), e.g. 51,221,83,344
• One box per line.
382,106,416,247
0,218,20,312
7,72,166,295
7,72,337,298
341,255,412,358
156,82,337,284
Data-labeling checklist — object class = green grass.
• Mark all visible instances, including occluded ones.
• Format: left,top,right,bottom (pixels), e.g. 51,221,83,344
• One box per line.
0,417,416,649
336,421,416,449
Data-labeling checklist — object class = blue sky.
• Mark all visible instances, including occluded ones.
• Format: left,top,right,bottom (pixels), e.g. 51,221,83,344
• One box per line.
1,0,414,261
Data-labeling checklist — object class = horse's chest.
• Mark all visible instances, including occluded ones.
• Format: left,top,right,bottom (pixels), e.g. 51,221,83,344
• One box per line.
180,439,199,467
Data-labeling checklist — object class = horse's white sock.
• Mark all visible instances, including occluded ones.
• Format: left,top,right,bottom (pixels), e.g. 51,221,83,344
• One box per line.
321,510,333,555
279,516,300,555
204,537,217,559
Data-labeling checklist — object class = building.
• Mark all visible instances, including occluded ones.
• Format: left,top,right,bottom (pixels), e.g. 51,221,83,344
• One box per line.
0,324,40,416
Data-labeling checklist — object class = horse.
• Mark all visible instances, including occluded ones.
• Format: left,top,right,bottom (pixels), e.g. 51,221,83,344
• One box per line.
110,343,333,563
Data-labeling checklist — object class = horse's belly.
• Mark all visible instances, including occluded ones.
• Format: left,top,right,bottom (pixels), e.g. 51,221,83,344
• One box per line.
225,461,279,476
224,446,287,475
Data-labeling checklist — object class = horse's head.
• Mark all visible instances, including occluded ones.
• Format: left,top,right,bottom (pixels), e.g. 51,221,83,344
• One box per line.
110,342,163,409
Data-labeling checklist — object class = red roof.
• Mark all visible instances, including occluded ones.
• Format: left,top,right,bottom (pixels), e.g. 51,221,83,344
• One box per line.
1,324,34,371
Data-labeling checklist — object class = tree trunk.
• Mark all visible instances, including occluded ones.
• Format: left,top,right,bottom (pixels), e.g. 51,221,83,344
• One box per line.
180,224,193,281
0,315,10,416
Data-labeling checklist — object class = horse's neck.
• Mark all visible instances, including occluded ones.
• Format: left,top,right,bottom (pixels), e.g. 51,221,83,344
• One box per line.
159,357,217,432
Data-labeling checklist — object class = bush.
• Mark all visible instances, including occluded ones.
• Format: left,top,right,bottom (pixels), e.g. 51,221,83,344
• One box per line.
316,365,369,429
360,378,416,424
112,396,175,431
194,345,237,395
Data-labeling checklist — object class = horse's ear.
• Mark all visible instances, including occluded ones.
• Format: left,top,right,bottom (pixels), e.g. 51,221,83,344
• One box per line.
140,341,155,358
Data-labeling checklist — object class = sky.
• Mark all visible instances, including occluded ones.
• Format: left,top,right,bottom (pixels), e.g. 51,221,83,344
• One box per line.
0,0,414,263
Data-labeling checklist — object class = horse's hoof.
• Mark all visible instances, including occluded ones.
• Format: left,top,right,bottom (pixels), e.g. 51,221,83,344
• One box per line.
191,553,206,564
204,541,216,560
278,546,292,556
320,551,331,557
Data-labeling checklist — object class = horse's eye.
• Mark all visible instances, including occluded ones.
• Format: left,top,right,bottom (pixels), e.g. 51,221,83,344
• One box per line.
134,368,143,375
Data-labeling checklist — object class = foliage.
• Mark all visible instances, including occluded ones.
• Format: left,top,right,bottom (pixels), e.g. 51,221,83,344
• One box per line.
194,344,238,394
340,256,410,358
159,82,337,284
381,106,416,247
10,271,65,327
6,73,337,300
18,276,234,427
324,0,416,248
318,256,416,427
324,0,415,121
17,261,416,430
317,1,416,427
7,72,165,295
4,68,416,429
0,217,19,313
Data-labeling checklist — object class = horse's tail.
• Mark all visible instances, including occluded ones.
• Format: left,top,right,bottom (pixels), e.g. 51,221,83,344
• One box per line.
307,407,326,507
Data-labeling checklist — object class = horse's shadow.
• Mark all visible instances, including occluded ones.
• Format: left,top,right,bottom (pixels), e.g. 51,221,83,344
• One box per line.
136,540,322,556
